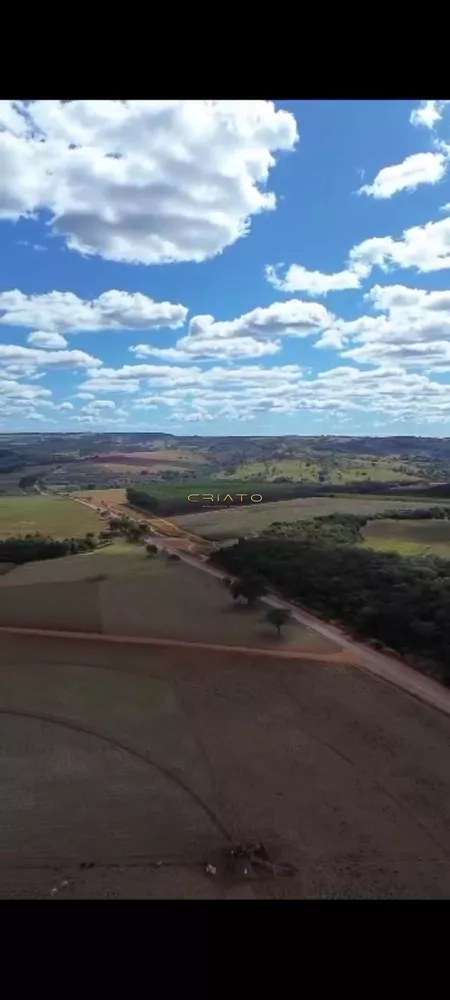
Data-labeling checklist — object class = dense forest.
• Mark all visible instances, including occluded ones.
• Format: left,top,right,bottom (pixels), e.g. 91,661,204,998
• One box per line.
210,512,450,686
0,532,100,565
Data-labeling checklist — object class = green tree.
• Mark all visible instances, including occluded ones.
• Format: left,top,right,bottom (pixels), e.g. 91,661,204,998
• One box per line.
230,575,265,606
265,607,290,636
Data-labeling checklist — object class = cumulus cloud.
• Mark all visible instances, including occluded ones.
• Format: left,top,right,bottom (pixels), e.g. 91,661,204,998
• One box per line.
315,283,450,373
0,289,187,334
58,401,74,410
265,262,368,296
0,378,51,400
0,344,101,374
269,214,450,300
129,300,334,362
410,100,450,130
82,399,116,412
0,100,298,265
131,339,282,362
351,217,450,274
27,330,68,348
358,151,449,199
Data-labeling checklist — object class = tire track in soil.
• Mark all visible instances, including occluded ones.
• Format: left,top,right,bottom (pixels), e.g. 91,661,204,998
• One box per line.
0,707,233,845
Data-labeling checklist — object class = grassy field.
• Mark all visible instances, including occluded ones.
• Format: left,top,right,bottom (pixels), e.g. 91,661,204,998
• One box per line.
95,449,209,463
0,495,103,539
363,518,450,557
93,461,195,475
76,487,127,505
216,459,323,481
173,496,449,542
0,541,165,585
216,458,422,484
0,542,338,652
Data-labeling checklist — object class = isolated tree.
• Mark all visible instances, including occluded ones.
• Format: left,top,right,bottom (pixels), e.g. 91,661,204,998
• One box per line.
265,607,290,637
230,575,265,606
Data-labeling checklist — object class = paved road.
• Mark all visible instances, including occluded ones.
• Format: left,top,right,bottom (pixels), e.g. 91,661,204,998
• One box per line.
70,495,450,718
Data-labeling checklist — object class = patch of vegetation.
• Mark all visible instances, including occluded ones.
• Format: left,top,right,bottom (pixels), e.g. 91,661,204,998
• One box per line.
216,457,422,485
0,531,100,566
363,515,450,558
211,508,450,686
174,496,450,542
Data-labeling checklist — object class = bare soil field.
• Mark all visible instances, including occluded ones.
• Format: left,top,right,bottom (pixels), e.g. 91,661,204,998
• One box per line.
0,548,336,653
2,633,450,898
174,496,450,541
76,488,127,507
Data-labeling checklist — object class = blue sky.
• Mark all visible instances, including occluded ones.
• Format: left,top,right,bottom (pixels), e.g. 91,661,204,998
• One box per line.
2,98,450,435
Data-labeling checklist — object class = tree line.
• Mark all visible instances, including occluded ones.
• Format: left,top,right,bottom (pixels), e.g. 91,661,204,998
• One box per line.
0,532,100,566
210,511,450,686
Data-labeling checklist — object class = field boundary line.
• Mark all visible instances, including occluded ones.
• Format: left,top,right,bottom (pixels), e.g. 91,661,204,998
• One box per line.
0,624,347,662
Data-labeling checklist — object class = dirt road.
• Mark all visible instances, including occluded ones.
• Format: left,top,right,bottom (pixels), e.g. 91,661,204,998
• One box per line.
70,494,450,718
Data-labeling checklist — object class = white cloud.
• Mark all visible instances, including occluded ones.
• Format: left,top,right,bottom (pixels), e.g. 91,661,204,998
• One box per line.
265,262,368,296
22,411,56,422
58,401,74,410
80,375,141,394
410,100,450,130
130,338,282,362
130,300,334,362
359,151,449,199
0,289,187,333
316,283,450,373
0,344,101,373
351,217,450,274
271,214,450,301
27,330,68,349
0,100,298,265
97,361,450,423
82,399,116,413
0,378,51,401
0,101,28,136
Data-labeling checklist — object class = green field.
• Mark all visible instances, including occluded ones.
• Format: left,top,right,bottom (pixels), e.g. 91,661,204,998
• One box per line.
0,495,103,539
174,496,449,542
215,458,422,484
0,543,338,652
362,518,450,558
129,480,297,500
